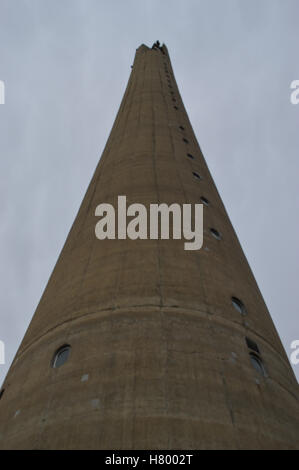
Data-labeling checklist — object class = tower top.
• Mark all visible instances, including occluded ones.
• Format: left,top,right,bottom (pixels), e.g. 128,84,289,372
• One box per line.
136,41,167,55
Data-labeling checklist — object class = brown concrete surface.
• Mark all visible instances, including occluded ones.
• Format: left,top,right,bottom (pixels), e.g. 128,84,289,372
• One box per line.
0,43,298,449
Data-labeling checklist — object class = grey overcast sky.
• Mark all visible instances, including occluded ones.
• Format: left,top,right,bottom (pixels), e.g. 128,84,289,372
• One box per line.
0,0,298,384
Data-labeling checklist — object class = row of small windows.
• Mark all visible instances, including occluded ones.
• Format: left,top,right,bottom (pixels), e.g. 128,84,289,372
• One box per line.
179,126,224,243
164,63,174,110
169,81,220,246
49,330,266,376
230,303,267,376
175,109,265,375
185,150,219,238
165,67,174,106
188,155,224,242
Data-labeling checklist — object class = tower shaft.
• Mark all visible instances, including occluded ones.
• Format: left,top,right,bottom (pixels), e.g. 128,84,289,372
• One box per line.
0,44,298,449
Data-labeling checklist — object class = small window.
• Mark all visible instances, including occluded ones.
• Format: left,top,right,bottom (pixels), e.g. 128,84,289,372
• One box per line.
187,153,194,159
179,126,185,131
0,389,4,400
192,172,201,180
250,353,266,376
183,138,189,144
174,106,178,110
246,337,260,354
52,345,71,368
210,228,222,240
200,196,210,206
231,297,247,315
200,196,209,206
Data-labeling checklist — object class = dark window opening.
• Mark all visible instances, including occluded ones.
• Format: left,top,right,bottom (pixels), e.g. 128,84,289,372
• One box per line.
250,353,266,376
210,228,222,240
174,106,178,110
183,138,189,144
200,196,210,206
246,338,260,354
52,344,71,369
0,389,4,400
187,153,194,159
179,126,185,131
231,297,247,315
193,172,202,180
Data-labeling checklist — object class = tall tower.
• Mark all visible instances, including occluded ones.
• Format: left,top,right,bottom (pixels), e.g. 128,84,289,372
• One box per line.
0,43,298,450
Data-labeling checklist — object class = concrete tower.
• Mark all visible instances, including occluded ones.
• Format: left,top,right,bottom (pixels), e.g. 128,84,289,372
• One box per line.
0,43,298,450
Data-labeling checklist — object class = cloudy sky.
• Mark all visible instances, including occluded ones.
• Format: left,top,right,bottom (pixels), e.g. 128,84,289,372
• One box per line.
0,0,298,384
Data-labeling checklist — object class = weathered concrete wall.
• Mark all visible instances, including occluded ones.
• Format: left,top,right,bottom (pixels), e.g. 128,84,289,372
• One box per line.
0,44,298,449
